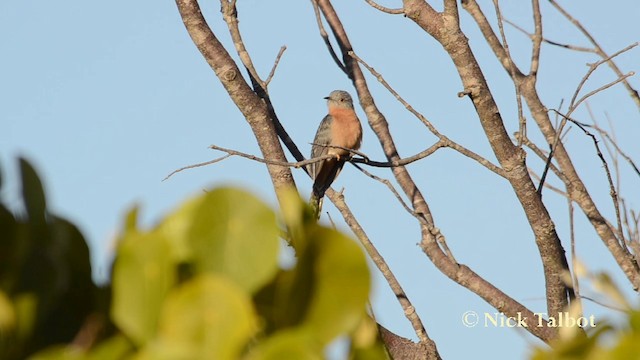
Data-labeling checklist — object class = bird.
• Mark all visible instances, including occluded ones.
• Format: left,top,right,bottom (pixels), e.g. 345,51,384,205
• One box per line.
309,90,363,218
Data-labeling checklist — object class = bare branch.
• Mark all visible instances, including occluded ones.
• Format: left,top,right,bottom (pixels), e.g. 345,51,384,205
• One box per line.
519,134,570,186
515,39,640,290
551,110,629,253
416,0,576,319
571,71,636,115
581,295,627,313
549,0,640,110
309,142,371,162
316,0,441,352
323,0,560,343
585,122,640,179
504,18,594,53
310,0,347,74
163,155,232,181
491,0,527,145
220,0,264,88
325,188,435,349
364,0,404,14
352,163,416,217
537,46,635,198
569,43,638,111
444,0,459,21
166,141,449,184
349,50,507,178
175,0,296,199
310,141,446,168
461,0,523,78
529,0,542,76
568,195,583,316
529,168,568,198
537,141,559,196
265,46,287,87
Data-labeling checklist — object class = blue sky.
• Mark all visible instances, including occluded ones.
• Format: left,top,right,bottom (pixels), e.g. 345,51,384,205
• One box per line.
1,1,639,359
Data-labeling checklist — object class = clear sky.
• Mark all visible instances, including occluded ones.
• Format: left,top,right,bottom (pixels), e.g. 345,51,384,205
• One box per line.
1,1,639,359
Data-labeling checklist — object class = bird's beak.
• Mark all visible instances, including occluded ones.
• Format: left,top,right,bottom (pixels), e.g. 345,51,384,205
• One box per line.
323,96,330,100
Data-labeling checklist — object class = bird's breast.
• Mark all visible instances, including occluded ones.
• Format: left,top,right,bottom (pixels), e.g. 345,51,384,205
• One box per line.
329,108,362,154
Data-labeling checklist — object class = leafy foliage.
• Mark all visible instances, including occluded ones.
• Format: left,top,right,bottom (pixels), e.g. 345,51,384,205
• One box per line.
0,158,387,359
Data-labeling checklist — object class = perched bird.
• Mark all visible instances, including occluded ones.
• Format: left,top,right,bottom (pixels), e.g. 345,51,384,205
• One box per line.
309,90,363,217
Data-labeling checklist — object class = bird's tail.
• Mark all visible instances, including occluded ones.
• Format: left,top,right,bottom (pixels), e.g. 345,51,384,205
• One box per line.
309,190,324,220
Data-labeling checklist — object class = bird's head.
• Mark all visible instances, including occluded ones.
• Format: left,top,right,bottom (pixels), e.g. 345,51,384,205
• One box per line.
325,90,354,109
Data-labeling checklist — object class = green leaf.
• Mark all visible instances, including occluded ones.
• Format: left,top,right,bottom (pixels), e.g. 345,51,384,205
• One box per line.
87,334,134,360
302,227,370,344
19,158,47,223
123,206,139,233
0,204,18,291
0,290,16,333
187,188,279,293
349,315,390,360
244,330,321,360
14,293,37,341
111,229,175,347
154,274,258,360
28,345,84,360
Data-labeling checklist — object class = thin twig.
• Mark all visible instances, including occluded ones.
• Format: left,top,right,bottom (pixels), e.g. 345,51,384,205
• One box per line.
352,141,445,167
580,295,627,313
491,0,526,146
538,49,636,193
310,141,446,168
520,135,569,185
568,42,638,112
351,163,416,216
364,0,404,14
529,169,568,198
568,195,583,316
265,46,287,87
587,106,627,244
504,18,594,54
537,141,558,196
166,142,448,182
536,110,573,196
220,0,265,88
552,110,628,251
571,71,636,116
549,0,640,110
591,125,640,179
163,155,232,181
309,143,371,161
310,0,347,74
326,188,434,346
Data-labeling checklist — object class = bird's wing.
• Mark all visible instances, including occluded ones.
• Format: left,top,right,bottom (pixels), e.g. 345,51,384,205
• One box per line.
310,114,333,179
